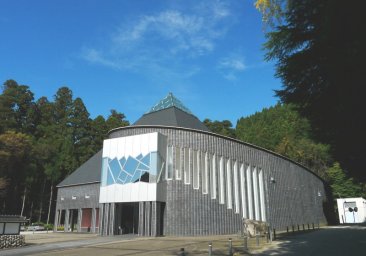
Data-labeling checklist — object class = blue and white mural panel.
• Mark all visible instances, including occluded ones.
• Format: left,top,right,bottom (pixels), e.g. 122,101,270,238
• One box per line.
99,132,167,203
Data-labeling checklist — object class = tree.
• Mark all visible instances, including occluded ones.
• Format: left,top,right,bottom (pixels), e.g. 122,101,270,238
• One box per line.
236,104,332,176
0,79,131,220
105,109,129,132
236,104,310,151
0,131,33,214
90,115,107,152
254,0,285,26
0,178,8,200
276,136,332,178
0,80,36,133
203,119,236,138
262,0,365,180
325,162,363,199
71,97,93,165
52,87,77,177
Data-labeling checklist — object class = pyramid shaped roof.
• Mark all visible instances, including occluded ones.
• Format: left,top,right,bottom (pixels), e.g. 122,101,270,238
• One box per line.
134,93,209,131
147,92,192,115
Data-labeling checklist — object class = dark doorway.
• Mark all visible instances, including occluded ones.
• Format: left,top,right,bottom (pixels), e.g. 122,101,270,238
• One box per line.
115,203,139,235
69,209,79,232
59,210,65,225
159,202,165,236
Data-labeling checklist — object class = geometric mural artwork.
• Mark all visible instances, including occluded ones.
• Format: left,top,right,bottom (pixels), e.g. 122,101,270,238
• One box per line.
103,153,151,185
99,132,167,203
103,151,161,186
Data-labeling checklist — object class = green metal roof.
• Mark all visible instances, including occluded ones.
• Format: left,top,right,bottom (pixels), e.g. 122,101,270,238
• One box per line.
148,92,192,115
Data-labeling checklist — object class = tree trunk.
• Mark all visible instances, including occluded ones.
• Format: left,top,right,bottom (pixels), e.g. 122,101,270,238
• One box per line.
20,187,27,216
29,201,34,222
46,184,53,225
38,179,46,223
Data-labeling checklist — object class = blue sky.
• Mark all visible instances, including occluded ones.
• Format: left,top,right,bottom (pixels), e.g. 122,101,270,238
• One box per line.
0,0,281,125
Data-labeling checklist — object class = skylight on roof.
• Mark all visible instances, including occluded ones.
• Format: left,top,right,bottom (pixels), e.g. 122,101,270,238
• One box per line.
147,92,192,115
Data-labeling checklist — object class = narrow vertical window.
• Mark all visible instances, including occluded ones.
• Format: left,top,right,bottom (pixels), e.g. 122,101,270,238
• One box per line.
258,168,266,221
193,150,199,189
246,165,253,219
180,148,184,178
226,158,233,209
252,166,260,220
219,156,225,204
233,160,240,214
175,147,181,180
240,163,247,218
211,154,217,199
166,146,173,180
184,148,190,184
180,148,184,181
202,152,209,194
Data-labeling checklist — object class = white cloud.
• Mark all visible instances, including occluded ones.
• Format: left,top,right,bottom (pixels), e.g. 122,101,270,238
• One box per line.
211,0,231,19
82,48,120,69
217,53,247,81
219,58,246,71
81,0,233,77
111,9,222,56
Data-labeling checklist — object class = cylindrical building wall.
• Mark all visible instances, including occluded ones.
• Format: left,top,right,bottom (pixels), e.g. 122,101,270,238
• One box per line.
109,126,328,234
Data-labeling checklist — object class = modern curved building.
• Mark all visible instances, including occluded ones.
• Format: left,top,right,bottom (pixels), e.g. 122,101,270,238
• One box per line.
55,93,328,236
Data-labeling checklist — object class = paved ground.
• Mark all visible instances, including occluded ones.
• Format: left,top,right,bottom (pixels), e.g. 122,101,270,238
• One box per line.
2,232,258,256
2,225,365,255
2,233,141,256
252,224,366,255
21,231,98,244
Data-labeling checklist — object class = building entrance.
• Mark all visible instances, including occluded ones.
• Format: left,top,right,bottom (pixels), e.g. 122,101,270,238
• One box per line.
115,203,139,235
69,209,79,232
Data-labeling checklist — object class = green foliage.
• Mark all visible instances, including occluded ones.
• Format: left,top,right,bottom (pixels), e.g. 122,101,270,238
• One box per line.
254,0,285,27
0,177,8,198
325,163,363,198
236,103,364,198
263,0,365,181
236,104,309,150
44,223,53,230
0,79,130,220
0,131,34,185
236,104,332,177
32,221,53,230
203,119,236,138
0,131,35,213
276,137,332,177
105,109,130,132
0,80,36,133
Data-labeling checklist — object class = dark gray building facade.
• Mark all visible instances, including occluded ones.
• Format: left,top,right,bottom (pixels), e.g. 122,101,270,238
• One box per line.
55,93,328,236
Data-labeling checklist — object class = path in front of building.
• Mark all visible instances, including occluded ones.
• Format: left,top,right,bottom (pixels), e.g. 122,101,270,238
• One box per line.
1,232,138,256
4,225,365,256
251,224,366,255
2,232,257,256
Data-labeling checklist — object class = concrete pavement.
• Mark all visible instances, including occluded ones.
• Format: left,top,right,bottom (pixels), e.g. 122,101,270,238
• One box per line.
4,225,365,255
1,233,139,256
2,232,258,256
252,224,366,255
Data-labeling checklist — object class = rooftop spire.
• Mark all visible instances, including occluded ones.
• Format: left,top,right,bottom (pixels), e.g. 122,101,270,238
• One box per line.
147,92,192,115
